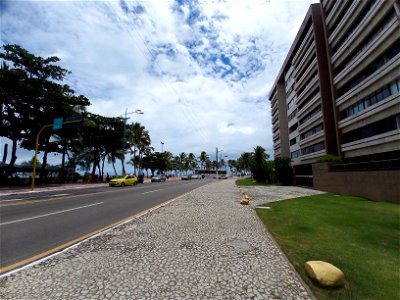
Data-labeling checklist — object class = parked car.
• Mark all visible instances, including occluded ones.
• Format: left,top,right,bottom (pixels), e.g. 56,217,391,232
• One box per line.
151,175,166,182
181,174,192,180
191,174,202,179
109,175,138,187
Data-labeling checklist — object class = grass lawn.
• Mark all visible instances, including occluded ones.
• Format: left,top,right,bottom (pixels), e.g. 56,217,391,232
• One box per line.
236,178,275,186
256,193,400,300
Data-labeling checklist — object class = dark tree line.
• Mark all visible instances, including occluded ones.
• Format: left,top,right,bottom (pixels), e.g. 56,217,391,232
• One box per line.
0,44,152,182
232,146,293,185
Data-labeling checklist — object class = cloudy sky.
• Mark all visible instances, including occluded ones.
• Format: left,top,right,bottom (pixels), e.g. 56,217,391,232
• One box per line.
1,0,317,170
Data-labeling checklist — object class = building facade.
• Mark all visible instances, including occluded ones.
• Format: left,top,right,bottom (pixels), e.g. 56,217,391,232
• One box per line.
269,0,400,181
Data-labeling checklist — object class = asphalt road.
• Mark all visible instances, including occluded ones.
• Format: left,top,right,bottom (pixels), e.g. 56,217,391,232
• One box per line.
0,179,211,272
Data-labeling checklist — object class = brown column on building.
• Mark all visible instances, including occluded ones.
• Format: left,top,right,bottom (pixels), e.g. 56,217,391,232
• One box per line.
312,4,338,156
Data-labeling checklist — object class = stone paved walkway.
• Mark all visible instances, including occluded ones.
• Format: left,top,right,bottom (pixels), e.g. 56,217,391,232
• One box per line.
0,179,322,299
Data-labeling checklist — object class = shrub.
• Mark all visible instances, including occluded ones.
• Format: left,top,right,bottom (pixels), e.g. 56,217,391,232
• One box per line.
274,157,293,185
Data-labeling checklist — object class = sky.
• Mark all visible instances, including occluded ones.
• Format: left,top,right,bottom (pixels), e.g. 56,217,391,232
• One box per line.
1,0,317,173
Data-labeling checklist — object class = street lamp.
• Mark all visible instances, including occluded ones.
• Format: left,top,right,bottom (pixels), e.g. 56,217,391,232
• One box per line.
161,141,164,152
216,147,223,179
121,108,144,174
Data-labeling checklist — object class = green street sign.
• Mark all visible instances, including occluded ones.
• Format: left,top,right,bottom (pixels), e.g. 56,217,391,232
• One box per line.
53,117,63,130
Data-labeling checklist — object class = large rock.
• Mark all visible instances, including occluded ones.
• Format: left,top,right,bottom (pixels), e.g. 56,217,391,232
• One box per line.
240,198,249,205
305,261,345,288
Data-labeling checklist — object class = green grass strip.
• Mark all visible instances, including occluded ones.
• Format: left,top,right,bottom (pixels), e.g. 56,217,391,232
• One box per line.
256,193,400,300
236,178,275,186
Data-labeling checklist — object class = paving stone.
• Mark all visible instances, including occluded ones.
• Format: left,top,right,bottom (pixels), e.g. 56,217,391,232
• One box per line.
0,179,321,299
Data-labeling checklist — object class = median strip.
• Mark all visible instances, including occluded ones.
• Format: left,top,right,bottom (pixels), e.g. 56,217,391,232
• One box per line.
0,202,104,226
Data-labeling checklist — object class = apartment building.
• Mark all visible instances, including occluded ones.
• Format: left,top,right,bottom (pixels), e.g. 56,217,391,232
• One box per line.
269,0,400,179
321,0,400,162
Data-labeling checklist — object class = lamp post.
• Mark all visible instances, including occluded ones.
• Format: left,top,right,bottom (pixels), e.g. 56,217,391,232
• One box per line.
161,141,164,152
121,108,143,175
216,147,223,179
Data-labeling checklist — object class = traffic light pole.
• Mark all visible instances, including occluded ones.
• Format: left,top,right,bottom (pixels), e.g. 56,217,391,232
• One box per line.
31,123,53,190
31,118,83,190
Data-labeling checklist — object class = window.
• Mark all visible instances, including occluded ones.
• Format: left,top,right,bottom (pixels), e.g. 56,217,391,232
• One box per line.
288,109,297,122
290,135,301,146
390,80,400,94
335,8,396,74
301,141,325,155
343,77,400,118
287,95,296,110
343,114,400,143
301,123,324,140
289,122,299,134
337,40,400,97
298,87,320,111
333,0,377,53
291,150,301,159
299,105,321,125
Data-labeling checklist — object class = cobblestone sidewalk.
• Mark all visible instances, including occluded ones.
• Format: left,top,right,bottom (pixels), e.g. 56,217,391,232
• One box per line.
0,179,321,300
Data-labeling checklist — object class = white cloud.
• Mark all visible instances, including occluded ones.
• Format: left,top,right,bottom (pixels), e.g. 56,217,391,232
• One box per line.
1,0,317,169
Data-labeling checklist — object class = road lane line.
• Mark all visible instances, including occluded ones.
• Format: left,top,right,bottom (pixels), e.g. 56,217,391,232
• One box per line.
0,195,44,203
0,202,104,226
142,189,164,194
0,198,24,202
52,193,70,197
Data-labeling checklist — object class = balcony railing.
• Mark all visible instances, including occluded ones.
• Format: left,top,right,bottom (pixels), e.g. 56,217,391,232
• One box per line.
330,159,400,172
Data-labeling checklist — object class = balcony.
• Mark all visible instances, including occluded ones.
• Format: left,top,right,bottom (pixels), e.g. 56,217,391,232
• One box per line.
294,57,317,91
292,26,314,67
341,129,400,156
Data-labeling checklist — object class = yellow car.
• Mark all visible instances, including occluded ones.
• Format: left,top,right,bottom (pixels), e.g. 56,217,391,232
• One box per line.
109,175,138,187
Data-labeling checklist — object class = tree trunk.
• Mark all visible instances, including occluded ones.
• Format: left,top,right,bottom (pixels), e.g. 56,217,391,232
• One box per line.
97,163,102,181
61,139,67,170
7,138,18,176
121,158,126,175
91,155,97,177
112,162,117,176
40,136,50,183
101,157,105,180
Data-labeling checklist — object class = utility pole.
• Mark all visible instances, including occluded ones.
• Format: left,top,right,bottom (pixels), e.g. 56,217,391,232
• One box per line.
216,147,223,179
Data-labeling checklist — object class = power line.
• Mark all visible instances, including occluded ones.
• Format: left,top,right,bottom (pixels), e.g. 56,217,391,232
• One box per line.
106,1,210,144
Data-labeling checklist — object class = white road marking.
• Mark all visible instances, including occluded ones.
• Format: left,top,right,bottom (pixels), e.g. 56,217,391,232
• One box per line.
1,198,24,202
0,196,38,203
0,202,104,226
0,193,70,203
142,189,164,195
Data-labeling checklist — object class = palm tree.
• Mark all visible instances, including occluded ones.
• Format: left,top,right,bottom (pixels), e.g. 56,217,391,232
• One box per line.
179,152,187,175
251,146,271,182
252,146,269,164
199,151,209,173
127,122,151,175
188,153,196,173
238,152,252,175
107,150,124,176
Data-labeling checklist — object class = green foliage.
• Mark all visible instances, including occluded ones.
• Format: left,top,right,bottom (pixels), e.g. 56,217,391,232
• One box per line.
256,194,400,300
274,157,293,185
250,146,273,183
0,44,155,180
0,44,92,178
316,154,342,163
235,178,273,186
